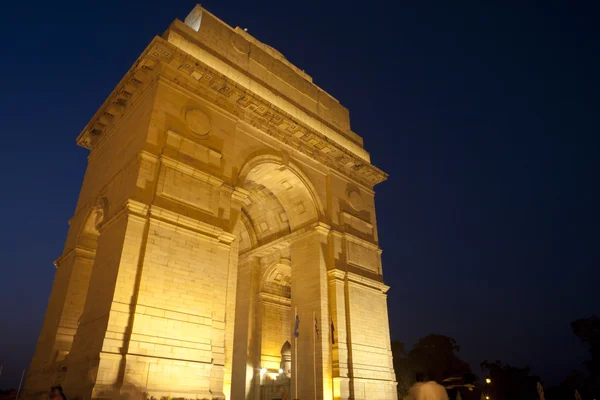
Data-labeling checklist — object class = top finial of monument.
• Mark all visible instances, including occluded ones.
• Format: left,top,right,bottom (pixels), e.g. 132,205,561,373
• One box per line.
184,4,203,32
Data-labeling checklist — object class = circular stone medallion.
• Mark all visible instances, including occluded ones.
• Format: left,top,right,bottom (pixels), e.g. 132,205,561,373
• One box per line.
185,108,211,136
347,190,364,211
232,34,250,54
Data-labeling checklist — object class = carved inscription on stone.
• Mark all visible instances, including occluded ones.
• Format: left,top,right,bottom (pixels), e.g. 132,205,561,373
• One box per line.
347,240,379,273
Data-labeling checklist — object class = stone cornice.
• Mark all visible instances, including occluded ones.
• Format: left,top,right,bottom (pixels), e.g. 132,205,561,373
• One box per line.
97,199,149,233
330,228,379,250
54,246,96,267
327,269,389,293
346,271,390,294
258,292,291,307
154,39,387,187
149,205,236,245
239,221,331,259
76,42,160,150
231,187,250,203
77,36,388,188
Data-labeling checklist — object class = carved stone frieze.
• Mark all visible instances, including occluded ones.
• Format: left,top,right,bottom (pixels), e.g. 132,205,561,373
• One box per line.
77,37,387,187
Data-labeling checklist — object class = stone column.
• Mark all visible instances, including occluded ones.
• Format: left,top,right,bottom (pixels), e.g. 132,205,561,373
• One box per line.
231,256,261,400
223,187,249,399
25,247,95,395
327,269,351,400
51,249,95,363
62,202,148,400
290,223,333,400
345,273,398,400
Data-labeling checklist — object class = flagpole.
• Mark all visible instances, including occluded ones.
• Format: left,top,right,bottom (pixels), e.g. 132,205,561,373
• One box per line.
330,316,335,399
15,369,25,400
313,311,317,400
295,306,298,400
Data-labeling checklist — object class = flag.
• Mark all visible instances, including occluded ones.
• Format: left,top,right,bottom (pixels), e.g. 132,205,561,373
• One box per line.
294,315,300,337
330,317,335,344
314,315,320,338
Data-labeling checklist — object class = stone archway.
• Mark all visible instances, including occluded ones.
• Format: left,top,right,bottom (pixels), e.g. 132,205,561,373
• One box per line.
230,156,331,400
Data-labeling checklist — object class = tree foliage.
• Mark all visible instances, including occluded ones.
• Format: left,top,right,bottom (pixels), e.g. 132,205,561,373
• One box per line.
409,334,472,383
392,334,472,399
546,316,600,399
480,360,540,400
571,315,600,377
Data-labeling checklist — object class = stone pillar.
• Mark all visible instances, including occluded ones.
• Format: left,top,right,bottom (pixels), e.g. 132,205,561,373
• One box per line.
25,247,95,395
290,224,333,400
231,256,261,400
62,203,148,400
345,273,398,400
52,249,95,363
223,187,250,399
327,270,351,400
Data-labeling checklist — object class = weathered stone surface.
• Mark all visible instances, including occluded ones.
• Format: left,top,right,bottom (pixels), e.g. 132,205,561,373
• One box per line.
25,6,396,400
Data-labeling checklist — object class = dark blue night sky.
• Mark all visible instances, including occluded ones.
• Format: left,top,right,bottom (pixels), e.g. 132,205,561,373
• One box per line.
0,0,598,390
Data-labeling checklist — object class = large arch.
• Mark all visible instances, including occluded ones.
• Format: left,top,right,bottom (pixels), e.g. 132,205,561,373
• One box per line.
230,153,327,400
236,152,325,224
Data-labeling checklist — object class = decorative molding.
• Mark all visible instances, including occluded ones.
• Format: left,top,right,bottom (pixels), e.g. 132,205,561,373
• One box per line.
76,55,159,150
148,205,234,245
342,232,380,252
346,272,389,293
258,292,291,307
54,246,96,268
327,269,346,282
76,36,388,187
231,187,250,203
239,221,330,259
97,199,149,233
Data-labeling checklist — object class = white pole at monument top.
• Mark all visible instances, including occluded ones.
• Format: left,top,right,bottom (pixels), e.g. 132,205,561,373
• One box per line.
15,369,25,400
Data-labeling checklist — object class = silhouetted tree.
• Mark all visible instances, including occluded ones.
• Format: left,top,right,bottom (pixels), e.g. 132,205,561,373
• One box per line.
563,316,600,398
545,370,587,400
480,360,540,400
391,335,472,399
409,334,472,383
391,340,414,400
571,316,600,378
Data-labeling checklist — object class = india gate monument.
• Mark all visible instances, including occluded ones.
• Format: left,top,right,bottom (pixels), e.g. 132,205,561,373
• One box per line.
25,6,397,400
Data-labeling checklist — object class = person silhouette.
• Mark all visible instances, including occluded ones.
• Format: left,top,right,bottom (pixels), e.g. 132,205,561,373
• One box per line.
409,373,449,400
409,373,425,400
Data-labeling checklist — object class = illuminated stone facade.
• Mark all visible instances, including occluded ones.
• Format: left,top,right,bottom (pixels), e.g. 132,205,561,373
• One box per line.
25,6,397,400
